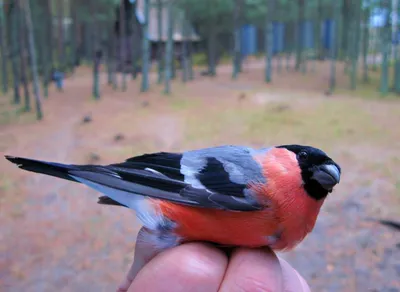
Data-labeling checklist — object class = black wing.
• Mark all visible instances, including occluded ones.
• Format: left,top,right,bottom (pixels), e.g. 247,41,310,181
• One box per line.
5,150,265,211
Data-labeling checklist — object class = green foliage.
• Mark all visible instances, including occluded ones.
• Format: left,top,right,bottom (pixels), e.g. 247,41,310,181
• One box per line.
192,53,208,66
244,0,267,26
191,52,231,66
75,0,116,23
175,0,234,37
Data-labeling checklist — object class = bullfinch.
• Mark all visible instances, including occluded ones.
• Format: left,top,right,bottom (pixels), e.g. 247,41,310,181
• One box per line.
5,144,341,291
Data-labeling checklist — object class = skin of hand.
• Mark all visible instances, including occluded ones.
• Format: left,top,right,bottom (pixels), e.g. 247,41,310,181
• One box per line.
128,242,311,292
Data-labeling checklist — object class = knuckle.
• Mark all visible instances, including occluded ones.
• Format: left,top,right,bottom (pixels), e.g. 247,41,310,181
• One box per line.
233,275,275,292
174,246,224,280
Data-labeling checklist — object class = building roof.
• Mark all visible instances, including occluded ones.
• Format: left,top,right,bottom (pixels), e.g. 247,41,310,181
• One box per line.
135,0,201,42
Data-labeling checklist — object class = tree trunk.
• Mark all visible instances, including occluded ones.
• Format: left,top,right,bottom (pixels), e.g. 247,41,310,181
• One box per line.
265,0,275,82
157,0,163,83
141,0,150,92
207,26,217,76
300,2,307,74
372,29,378,71
9,3,21,104
328,0,340,94
341,0,349,59
171,21,176,80
314,0,322,61
111,27,118,90
91,0,100,99
286,21,292,71
164,0,173,94
238,1,245,73
92,50,101,99
344,0,352,73
188,35,194,80
45,0,53,67
295,0,304,71
277,21,282,73
23,0,43,120
362,7,370,83
131,0,138,80
394,0,400,94
120,0,127,91
336,1,343,63
18,0,30,111
182,9,189,83
349,0,361,90
57,0,65,71
107,22,114,85
394,45,400,94
380,0,392,96
70,0,77,74
232,0,241,79
31,0,41,76
0,5,8,94
37,0,49,98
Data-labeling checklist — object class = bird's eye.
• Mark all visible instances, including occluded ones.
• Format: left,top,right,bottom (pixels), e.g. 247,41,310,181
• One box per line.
298,151,308,161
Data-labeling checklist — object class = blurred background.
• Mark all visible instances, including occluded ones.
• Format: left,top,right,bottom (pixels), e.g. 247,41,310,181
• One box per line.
0,0,399,291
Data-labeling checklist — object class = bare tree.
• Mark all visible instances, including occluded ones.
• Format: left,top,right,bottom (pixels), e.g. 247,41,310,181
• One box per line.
90,0,100,99
18,0,31,111
9,2,21,104
265,0,275,83
232,0,242,79
0,5,8,94
120,0,127,91
157,0,163,84
22,0,43,120
141,0,150,92
57,0,65,71
164,0,173,94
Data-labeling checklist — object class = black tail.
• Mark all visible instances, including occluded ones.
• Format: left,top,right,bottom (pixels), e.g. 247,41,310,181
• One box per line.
4,154,208,209
5,155,125,207
378,219,400,231
5,155,78,183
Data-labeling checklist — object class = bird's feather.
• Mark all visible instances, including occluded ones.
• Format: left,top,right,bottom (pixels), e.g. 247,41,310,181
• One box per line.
5,146,268,211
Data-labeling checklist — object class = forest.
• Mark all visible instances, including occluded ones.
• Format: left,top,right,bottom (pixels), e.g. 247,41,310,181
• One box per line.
0,0,399,119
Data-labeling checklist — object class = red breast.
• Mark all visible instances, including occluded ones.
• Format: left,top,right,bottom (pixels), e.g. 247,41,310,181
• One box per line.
156,148,324,250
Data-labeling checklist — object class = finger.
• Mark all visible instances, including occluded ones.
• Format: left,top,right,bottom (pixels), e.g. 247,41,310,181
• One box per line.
129,242,228,292
117,228,161,292
219,247,284,292
278,257,311,292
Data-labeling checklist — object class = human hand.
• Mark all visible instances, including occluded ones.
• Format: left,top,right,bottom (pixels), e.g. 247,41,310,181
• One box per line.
128,242,311,292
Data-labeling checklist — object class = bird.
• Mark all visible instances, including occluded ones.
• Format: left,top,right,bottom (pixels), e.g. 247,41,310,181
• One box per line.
5,144,341,292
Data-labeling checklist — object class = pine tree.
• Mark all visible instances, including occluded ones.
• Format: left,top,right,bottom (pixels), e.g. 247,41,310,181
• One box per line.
380,0,392,96
265,0,275,82
0,4,8,94
328,0,341,94
232,0,242,79
350,0,361,90
120,0,127,91
141,0,150,92
164,0,173,94
23,0,43,120
157,0,163,84
91,0,100,99
9,2,21,104
362,6,370,83
18,0,30,111
57,0,65,71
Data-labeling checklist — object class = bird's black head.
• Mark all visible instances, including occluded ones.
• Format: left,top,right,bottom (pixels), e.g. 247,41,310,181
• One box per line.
277,144,341,200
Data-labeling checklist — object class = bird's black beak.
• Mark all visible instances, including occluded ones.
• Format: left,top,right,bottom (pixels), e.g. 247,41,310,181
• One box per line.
312,164,341,192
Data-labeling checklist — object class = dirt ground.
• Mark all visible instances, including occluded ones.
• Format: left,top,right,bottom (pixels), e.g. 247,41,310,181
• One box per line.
0,60,399,292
